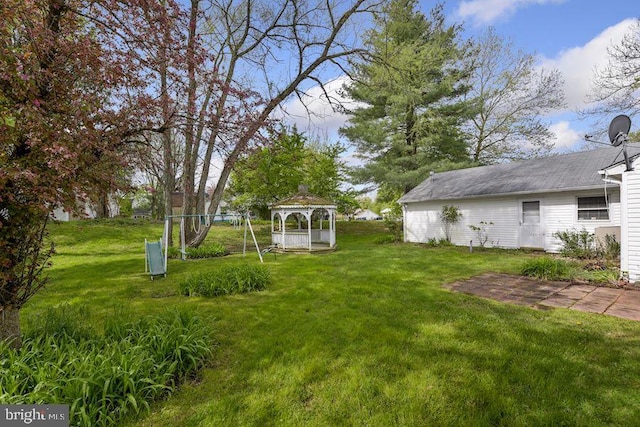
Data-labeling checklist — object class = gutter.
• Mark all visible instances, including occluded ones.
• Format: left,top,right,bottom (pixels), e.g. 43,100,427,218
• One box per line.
399,185,614,204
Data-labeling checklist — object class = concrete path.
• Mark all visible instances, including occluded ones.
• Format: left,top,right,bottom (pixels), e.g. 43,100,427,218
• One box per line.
445,273,640,321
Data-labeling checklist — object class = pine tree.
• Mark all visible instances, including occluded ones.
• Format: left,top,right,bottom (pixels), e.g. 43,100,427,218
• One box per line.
340,0,474,194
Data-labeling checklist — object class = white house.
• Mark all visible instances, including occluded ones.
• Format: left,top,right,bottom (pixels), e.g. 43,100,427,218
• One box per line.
354,208,382,221
398,145,640,260
599,151,640,281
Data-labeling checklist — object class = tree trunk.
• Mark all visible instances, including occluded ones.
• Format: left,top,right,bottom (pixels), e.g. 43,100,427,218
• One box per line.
159,5,174,246
0,306,22,349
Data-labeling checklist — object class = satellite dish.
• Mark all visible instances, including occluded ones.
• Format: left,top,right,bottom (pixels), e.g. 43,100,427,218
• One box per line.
608,114,631,146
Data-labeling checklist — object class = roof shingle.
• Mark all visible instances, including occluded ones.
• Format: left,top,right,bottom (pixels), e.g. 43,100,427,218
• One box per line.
398,145,640,204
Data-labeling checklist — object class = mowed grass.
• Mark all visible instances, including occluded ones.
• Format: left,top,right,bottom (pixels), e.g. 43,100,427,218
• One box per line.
21,219,640,426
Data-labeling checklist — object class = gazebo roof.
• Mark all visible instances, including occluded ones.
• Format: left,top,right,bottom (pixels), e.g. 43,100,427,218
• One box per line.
270,186,336,209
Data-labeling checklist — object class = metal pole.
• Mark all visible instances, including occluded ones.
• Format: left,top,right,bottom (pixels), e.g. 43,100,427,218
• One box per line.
180,217,186,261
163,218,169,271
246,215,264,263
243,213,248,257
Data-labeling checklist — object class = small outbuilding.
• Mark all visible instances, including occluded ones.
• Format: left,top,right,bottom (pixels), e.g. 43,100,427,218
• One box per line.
269,186,337,252
354,208,382,221
398,145,640,253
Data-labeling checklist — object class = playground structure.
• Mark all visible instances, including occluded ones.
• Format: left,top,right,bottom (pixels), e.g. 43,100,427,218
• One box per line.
145,213,262,279
144,239,166,280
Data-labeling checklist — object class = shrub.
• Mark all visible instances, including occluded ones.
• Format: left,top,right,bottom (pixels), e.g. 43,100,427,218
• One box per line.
168,242,227,259
187,243,228,259
440,205,462,242
553,228,597,259
179,264,270,297
383,217,403,243
469,221,494,247
521,257,573,281
374,235,399,244
1,308,212,427
597,234,621,260
425,238,454,247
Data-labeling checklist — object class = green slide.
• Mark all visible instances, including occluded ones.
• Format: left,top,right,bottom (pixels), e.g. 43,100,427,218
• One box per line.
145,239,166,279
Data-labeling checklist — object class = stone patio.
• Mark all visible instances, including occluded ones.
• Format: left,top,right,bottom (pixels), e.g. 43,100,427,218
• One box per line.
445,273,640,321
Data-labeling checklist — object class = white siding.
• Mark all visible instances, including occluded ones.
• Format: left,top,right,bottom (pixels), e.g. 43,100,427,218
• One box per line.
625,172,640,281
544,190,620,252
404,197,519,249
403,188,621,252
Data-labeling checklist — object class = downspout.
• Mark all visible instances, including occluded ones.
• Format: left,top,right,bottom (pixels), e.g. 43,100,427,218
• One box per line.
620,175,629,279
402,203,407,242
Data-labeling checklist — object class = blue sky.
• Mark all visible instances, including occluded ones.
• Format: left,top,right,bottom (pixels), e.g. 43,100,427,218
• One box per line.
451,0,638,150
283,0,638,155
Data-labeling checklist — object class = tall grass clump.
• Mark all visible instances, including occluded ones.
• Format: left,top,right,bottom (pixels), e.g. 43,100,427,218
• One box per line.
168,242,227,259
521,256,573,281
179,264,270,297
0,307,212,427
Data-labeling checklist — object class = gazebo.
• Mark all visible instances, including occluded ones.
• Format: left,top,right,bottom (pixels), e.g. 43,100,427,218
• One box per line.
269,186,337,252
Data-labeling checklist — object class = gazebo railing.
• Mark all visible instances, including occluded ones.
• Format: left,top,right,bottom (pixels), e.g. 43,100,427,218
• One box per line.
271,229,332,248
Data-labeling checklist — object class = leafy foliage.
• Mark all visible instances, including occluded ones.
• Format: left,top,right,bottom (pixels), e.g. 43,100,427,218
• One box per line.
167,243,227,260
227,128,351,218
383,206,404,243
554,228,621,261
178,264,270,297
597,234,621,260
440,205,462,242
0,307,212,427
469,221,493,247
521,257,572,281
0,0,139,346
553,228,597,259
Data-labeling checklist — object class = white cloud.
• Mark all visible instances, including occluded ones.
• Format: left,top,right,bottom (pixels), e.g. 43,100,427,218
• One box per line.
549,121,582,150
540,19,636,113
277,75,358,139
456,0,566,25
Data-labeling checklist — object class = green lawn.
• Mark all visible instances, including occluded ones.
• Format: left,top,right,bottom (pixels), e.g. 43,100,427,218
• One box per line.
22,219,640,426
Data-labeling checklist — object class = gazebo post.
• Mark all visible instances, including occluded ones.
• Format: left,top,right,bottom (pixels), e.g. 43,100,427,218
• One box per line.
308,208,312,251
281,211,286,251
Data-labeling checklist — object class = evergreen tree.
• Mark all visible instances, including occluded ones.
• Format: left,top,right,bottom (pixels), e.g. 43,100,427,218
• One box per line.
340,0,474,194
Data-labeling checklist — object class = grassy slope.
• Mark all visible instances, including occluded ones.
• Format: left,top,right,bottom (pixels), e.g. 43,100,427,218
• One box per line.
23,220,640,426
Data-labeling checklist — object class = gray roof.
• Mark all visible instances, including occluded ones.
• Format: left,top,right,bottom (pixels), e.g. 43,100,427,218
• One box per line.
271,187,335,208
398,144,640,204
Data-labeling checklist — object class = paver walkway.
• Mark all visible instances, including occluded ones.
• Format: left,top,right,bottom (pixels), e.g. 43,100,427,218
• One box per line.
445,273,640,321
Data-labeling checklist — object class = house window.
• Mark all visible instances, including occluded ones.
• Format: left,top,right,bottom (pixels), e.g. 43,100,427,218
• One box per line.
522,201,540,224
577,196,609,220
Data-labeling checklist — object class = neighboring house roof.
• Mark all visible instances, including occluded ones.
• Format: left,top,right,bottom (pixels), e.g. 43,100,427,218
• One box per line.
399,144,640,204
354,209,381,219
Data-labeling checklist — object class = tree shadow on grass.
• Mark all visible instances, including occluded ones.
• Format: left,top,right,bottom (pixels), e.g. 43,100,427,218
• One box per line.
143,278,640,426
